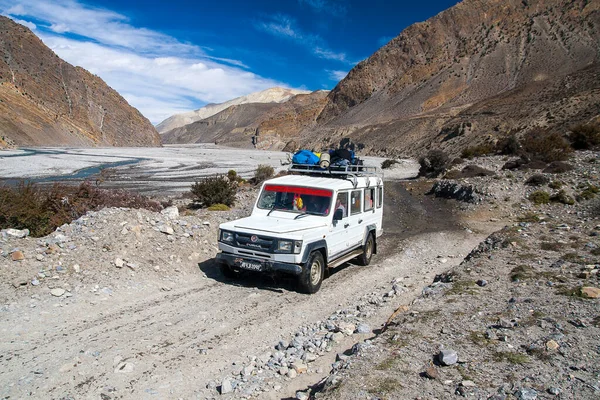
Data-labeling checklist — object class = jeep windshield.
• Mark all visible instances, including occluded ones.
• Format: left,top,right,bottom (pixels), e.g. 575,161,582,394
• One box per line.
257,184,333,216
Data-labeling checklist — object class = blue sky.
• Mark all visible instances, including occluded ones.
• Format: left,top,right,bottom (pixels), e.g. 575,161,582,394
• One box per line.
1,0,459,124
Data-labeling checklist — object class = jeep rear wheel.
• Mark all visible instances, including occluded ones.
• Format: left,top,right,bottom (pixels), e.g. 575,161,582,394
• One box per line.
357,232,374,266
299,251,325,293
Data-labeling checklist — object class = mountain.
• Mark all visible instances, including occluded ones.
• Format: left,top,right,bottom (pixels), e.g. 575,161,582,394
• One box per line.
300,0,600,157
156,87,311,134
0,16,160,148
161,90,329,150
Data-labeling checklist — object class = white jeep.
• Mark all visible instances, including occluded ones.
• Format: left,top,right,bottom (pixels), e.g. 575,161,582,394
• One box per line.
216,164,384,293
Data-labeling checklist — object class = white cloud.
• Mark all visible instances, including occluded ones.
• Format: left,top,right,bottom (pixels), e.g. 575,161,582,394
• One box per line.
10,17,36,30
256,14,350,64
327,69,348,82
40,35,283,123
0,0,293,125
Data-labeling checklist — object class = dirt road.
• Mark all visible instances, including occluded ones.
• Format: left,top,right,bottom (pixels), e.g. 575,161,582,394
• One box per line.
0,181,499,399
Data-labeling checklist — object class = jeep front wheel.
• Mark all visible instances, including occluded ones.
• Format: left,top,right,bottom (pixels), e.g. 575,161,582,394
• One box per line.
357,232,374,266
299,251,325,293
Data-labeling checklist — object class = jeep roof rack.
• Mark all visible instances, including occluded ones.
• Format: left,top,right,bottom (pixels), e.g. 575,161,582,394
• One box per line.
288,163,383,188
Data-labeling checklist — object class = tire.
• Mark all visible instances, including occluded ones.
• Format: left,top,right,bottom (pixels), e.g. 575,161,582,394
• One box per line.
357,232,374,266
220,263,238,279
298,251,325,294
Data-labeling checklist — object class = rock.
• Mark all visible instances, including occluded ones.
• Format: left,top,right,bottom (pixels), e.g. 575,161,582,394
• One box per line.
424,366,439,379
287,369,297,378
547,387,561,395
11,251,24,261
12,279,28,288
438,349,458,366
515,388,537,400
292,362,308,374
242,365,254,376
114,258,125,268
356,323,371,334
296,391,309,400
31,279,40,286
337,322,356,335
53,234,69,243
276,340,289,351
546,340,559,350
161,206,179,220
51,288,66,297
476,279,488,287
220,378,234,394
580,287,600,299
278,367,289,376
331,332,344,343
36,254,44,261
2,228,29,238
497,319,514,329
73,264,81,273
461,380,476,387
159,225,174,235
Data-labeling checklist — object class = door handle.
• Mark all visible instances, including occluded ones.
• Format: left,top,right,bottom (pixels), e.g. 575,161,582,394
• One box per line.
358,219,363,224
344,223,350,228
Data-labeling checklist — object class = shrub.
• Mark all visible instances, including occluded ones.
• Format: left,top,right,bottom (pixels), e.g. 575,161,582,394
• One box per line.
191,175,237,207
525,174,549,186
254,164,274,184
543,161,574,174
496,134,521,155
577,185,599,201
569,124,600,150
461,143,494,159
418,149,450,178
549,181,563,189
227,169,245,184
529,190,550,205
0,181,161,237
550,190,575,205
521,128,572,162
207,203,230,211
381,159,398,169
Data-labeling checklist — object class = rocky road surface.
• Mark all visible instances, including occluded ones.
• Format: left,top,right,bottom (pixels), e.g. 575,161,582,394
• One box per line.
0,169,498,400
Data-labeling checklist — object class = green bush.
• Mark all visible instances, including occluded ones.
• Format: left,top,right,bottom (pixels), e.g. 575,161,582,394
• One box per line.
550,190,575,205
461,143,494,159
549,181,563,189
418,149,450,178
207,203,230,211
496,134,521,155
529,190,550,205
191,175,237,207
577,185,599,201
381,159,398,169
525,174,549,186
521,128,572,162
254,164,274,184
569,124,600,150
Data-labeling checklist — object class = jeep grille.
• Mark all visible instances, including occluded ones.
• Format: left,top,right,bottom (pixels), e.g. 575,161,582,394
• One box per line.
235,233,274,252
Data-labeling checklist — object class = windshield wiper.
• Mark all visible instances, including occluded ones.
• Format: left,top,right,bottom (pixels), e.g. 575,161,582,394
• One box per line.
267,202,283,216
294,211,321,220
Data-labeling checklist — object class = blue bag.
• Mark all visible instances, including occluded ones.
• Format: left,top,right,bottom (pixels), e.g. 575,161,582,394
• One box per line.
292,150,320,165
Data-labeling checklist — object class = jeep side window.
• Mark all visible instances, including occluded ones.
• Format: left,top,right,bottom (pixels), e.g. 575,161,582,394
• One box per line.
377,187,383,208
350,190,361,215
334,192,348,218
364,188,374,211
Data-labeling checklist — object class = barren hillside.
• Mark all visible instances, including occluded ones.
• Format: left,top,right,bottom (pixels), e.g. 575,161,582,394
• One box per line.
0,16,160,148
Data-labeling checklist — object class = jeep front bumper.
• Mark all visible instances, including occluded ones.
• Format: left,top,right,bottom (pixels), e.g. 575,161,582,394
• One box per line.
215,252,303,275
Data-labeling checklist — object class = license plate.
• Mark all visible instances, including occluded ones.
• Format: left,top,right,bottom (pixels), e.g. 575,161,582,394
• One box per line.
239,260,262,271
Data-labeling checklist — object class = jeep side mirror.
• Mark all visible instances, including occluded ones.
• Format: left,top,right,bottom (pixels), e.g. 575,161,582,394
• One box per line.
333,209,343,221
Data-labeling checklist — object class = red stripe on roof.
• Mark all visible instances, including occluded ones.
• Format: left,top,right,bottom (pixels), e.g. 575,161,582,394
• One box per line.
264,185,333,197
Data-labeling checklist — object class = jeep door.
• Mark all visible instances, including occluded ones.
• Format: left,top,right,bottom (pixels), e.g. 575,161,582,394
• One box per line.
328,191,349,259
347,189,366,248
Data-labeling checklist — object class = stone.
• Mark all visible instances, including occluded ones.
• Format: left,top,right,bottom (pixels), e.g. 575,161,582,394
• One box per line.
296,391,309,400
12,279,28,288
220,378,234,394
356,323,371,334
159,225,174,235
546,340,559,350
11,251,24,261
331,332,344,343
438,349,458,366
242,365,254,376
276,340,289,351
3,228,29,238
580,287,600,298
515,388,538,400
36,254,44,261
287,369,297,378
476,279,488,287
278,367,289,376
337,322,356,336
547,387,561,395
424,366,439,380
114,258,125,268
161,206,179,220
461,380,476,387
31,279,40,286
51,288,66,297
73,264,81,273
292,362,307,374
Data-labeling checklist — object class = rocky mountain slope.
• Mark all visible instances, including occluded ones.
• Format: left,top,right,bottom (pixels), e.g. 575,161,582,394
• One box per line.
300,0,600,156
155,87,311,134
161,90,329,150
0,16,160,148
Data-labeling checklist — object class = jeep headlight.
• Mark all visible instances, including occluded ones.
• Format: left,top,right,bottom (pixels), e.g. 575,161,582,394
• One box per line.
220,230,234,243
277,240,302,254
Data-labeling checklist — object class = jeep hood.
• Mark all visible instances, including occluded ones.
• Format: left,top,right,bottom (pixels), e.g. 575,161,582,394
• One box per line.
223,215,327,234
